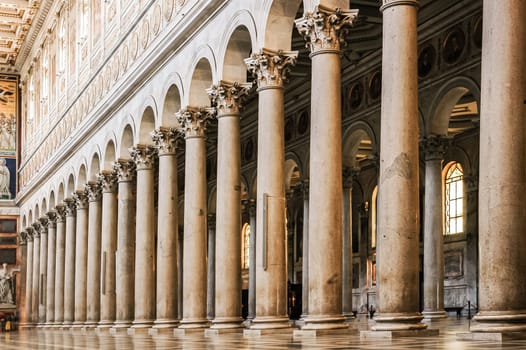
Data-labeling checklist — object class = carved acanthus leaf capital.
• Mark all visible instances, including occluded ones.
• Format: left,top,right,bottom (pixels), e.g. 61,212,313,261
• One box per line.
420,135,451,161
85,181,102,202
295,5,359,54
343,167,360,189
63,198,77,217
32,222,41,237
113,159,136,182
129,145,157,170
19,230,28,245
207,214,216,229
207,80,253,117
55,204,67,222
176,106,216,138
73,190,89,210
244,48,298,89
151,127,183,155
46,211,57,229
98,170,118,193
25,227,34,242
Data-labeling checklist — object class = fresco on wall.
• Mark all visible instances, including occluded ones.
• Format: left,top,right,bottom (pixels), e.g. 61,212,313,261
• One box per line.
0,76,17,200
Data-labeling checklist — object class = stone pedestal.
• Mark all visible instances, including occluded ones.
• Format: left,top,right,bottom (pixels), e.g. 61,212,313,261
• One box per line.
244,48,297,330
469,0,526,337
207,81,252,330
85,182,103,328
176,107,215,330
151,127,181,330
72,191,89,328
97,171,118,329
295,5,358,331
369,0,427,334
112,159,136,330
63,198,77,327
129,145,157,330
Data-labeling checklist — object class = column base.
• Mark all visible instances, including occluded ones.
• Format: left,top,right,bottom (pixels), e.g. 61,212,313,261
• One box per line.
178,318,209,329
210,316,244,330
152,319,179,329
82,321,99,329
243,327,293,337
110,321,133,334
371,312,428,331
96,320,116,329
19,323,36,330
457,331,526,341
148,327,178,336
361,329,439,339
293,327,355,338
249,316,290,330
422,310,448,320
205,328,243,337
127,327,151,335
301,315,348,330
343,312,356,322
71,321,85,329
174,328,206,337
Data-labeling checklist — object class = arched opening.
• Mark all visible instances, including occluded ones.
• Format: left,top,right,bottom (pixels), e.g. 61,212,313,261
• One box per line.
223,26,253,82
41,198,47,216
58,182,65,203
189,58,213,107
119,125,134,158
89,153,101,182
162,85,181,127
66,174,75,198
77,164,87,191
104,140,116,170
138,106,156,145
49,191,56,210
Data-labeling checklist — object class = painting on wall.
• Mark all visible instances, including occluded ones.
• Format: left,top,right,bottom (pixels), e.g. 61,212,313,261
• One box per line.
0,76,18,200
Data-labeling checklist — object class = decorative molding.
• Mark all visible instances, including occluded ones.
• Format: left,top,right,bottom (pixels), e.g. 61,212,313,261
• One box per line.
295,5,359,55
244,48,298,90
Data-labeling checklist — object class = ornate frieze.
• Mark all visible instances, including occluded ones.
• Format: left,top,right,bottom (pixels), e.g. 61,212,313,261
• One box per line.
206,80,253,117
46,211,57,229
244,48,298,90
85,181,103,202
113,159,136,183
295,5,359,55
98,170,118,193
55,204,67,223
63,198,77,217
176,106,216,138
420,135,450,161
151,127,183,155
130,144,157,170
73,190,89,210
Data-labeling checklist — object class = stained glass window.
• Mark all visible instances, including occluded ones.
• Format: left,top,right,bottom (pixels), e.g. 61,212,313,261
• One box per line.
445,162,464,235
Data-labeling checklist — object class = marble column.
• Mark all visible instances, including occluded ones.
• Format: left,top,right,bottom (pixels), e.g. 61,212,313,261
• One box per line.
45,212,57,326
112,159,136,331
369,0,427,332
247,199,256,321
421,136,448,319
31,222,41,325
129,145,157,331
73,190,89,328
63,198,77,327
23,228,34,327
38,217,48,325
97,171,118,329
151,127,182,331
342,169,356,321
176,106,215,330
54,205,67,326
470,0,526,335
207,81,252,331
206,215,216,321
300,181,309,320
295,5,358,330
18,231,28,325
244,48,297,330
178,230,184,321
85,181,103,328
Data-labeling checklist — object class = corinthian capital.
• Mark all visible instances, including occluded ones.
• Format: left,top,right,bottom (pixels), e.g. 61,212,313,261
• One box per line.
129,145,157,170
26,227,34,242
151,127,183,155
46,211,57,229
113,159,136,182
19,230,28,245
176,106,216,138
32,222,41,237
85,181,102,202
420,135,450,161
295,5,359,55
73,190,89,210
98,170,118,193
206,80,253,117
244,48,298,89
55,204,67,222
63,198,77,217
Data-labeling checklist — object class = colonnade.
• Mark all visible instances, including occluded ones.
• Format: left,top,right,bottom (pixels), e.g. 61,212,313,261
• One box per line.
17,0,526,339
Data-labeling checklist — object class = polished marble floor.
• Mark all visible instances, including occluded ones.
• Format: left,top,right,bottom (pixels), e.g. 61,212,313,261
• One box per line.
2,318,526,349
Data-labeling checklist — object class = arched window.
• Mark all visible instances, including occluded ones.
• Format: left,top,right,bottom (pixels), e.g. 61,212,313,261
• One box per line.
241,223,250,269
371,185,378,248
444,162,464,235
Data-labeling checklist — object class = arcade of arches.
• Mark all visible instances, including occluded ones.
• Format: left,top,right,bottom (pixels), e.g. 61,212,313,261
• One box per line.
1,0,525,344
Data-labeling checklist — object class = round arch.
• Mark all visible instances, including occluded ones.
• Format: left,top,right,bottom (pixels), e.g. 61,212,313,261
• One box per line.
187,47,217,106
137,102,157,145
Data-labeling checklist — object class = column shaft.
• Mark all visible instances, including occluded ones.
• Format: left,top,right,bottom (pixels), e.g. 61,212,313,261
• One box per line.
31,229,40,325
130,146,156,330
46,215,57,325
54,207,67,325
207,217,215,321
98,172,118,328
24,235,34,326
301,185,309,319
38,221,48,324
374,0,425,330
472,0,526,333
247,201,256,321
342,180,353,319
113,160,136,329
63,200,77,326
86,183,103,327
73,192,89,327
